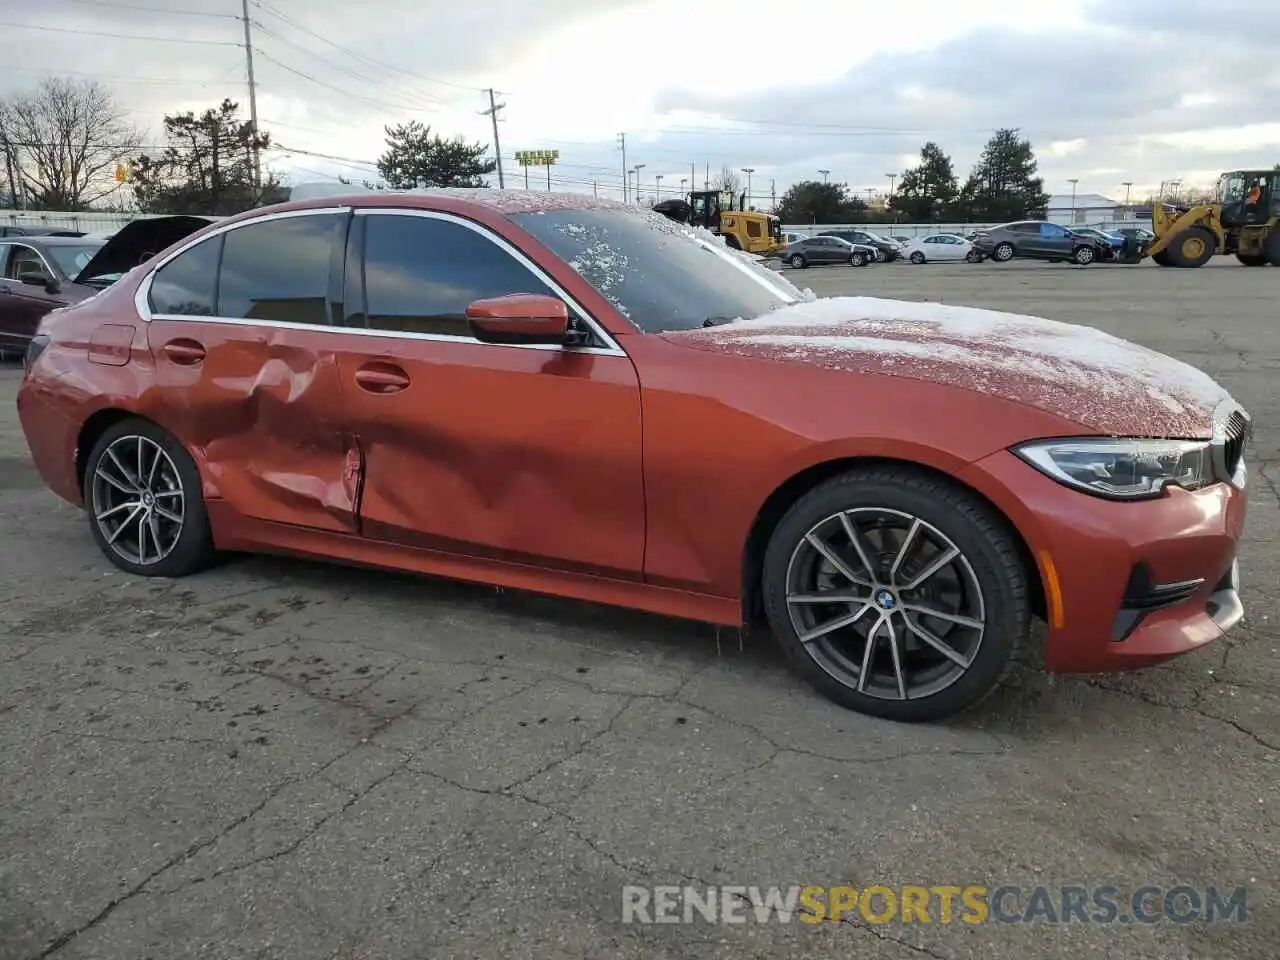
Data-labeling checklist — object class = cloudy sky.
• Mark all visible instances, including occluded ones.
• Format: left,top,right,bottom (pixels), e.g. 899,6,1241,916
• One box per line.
3,0,1278,207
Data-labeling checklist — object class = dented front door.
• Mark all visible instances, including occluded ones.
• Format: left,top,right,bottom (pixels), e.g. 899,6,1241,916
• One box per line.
333,209,645,578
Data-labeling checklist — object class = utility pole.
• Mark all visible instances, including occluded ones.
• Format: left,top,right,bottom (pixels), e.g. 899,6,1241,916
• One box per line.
770,178,776,208
482,90,506,188
704,162,709,190
1121,180,1133,217
690,163,695,196
617,133,627,204
592,180,598,198
240,0,261,188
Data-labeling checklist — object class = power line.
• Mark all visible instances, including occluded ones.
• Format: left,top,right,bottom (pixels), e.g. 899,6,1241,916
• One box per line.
0,20,241,44
252,22,451,111
251,0,486,94
252,49,443,117
45,0,237,17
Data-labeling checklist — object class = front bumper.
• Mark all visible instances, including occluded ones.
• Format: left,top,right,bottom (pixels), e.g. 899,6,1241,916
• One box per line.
959,450,1248,674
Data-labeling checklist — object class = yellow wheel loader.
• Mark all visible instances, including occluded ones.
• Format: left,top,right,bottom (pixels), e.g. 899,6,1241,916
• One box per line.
1149,169,1280,267
652,189,787,257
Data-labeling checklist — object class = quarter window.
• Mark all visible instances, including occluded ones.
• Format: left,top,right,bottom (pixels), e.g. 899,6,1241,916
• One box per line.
149,236,221,316
217,213,340,325
361,214,557,338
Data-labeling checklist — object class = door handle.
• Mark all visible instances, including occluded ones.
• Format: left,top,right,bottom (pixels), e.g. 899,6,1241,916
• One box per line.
162,339,206,365
354,362,410,394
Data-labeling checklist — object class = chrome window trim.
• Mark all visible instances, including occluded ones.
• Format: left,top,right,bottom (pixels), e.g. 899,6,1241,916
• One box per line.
3,241,57,283
135,205,627,358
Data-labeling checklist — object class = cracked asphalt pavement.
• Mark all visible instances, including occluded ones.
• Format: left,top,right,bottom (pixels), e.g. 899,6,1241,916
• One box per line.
2,258,1277,959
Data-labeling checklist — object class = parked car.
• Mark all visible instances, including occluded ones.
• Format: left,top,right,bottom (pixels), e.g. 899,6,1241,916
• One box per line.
901,233,975,264
970,221,1109,265
1066,227,1125,260
0,216,212,355
17,191,1251,722
783,231,807,245
818,229,902,262
781,235,875,268
0,225,86,238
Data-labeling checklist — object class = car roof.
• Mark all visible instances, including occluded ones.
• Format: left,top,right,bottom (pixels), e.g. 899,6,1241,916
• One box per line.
256,189,634,221
1,235,103,247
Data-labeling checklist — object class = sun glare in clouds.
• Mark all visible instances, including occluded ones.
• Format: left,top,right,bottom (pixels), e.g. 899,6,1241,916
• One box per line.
496,0,1082,144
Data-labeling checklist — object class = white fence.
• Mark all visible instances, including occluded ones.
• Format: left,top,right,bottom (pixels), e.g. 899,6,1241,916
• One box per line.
1,209,155,232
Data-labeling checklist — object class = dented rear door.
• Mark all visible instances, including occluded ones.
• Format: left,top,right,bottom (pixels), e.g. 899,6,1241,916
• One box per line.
144,208,360,533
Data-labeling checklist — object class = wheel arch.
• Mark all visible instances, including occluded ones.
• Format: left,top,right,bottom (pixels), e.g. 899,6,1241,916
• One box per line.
740,455,1046,626
76,408,147,494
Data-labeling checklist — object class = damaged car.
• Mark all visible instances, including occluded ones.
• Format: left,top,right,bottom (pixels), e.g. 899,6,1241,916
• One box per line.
0,216,212,356
16,192,1251,722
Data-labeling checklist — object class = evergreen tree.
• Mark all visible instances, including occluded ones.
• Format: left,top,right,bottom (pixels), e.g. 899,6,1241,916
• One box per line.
376,120,495,189
894,142,958,221
958,129,1049,221
775,180,867,223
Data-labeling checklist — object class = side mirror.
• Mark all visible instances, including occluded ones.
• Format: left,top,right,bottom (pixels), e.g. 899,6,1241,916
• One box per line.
465,293,572,346
20,272,58,294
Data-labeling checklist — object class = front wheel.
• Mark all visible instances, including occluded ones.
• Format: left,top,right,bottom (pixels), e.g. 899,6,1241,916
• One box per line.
1072,245,1095,265
761,467,1031,722
84,417,215,578
909,251,926,265
850,252,867,266
789,254,806,269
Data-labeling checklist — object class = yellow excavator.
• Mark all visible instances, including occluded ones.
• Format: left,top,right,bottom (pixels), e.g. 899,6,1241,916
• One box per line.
1149,169,1279,267
652,189,787,256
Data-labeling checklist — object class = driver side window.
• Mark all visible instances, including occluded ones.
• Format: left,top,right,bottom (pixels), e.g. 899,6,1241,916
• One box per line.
358,213,579,340
8,245,50,281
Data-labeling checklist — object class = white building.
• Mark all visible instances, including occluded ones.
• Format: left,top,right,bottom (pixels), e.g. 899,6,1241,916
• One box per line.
1046,192,1122,224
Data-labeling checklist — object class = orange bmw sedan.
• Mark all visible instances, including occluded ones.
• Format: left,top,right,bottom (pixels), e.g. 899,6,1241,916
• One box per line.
16,192,1252,721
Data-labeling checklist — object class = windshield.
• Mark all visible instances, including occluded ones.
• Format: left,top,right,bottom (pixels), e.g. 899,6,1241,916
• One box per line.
511,208,804,333
1220,175,1245,204
44,243,104,278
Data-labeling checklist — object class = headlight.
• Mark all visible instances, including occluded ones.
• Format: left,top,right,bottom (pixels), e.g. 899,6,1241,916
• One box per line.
1013,438,1214,500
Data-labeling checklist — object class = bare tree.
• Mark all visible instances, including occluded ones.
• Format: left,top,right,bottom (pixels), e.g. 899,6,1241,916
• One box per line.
710,165,742,195
0,77,141,210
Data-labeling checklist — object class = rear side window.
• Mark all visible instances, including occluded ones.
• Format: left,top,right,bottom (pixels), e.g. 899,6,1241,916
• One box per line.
217,213,340,325
149,236,221,316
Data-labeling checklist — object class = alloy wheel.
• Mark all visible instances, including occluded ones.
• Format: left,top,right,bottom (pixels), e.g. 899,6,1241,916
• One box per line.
90,434,186,566
784,507,986,701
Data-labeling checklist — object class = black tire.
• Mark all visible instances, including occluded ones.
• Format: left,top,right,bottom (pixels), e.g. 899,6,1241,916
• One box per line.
992,241,1015,262
1072,245,1095,266
724,235,742,250
83,417,215,578
909,251,926,265
1165,226,1216,267
850,252,867,267
1236,253,1268,266
789,254,806,269
1265,230,1280,266
874,249,887,263
1152,248,1172,266
761,466,1031,722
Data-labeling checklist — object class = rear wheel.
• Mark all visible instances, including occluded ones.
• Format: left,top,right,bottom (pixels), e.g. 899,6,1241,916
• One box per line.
761,467,1031,722
1236,253,1268,266
84,418,215,578
992,242,1015,262
1165,226,1216,267
909,251,926,264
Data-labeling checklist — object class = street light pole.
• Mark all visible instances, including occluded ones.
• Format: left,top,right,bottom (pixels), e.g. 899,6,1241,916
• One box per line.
1067,178,1079,220
818,169,830,184
1121,180,1133,218
632,164,645,205
680,177,687,198
885,172,896,195
654,174,663,201
741,167,754,206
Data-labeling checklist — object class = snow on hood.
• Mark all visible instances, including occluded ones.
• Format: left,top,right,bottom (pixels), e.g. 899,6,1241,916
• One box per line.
668,296,1238,438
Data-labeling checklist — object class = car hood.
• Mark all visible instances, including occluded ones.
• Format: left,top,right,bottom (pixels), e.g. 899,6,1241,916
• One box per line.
665,296,1238,438
73,215,214,285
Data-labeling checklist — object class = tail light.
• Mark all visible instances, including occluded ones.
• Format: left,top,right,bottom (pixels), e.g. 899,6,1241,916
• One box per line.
23,334,50,376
